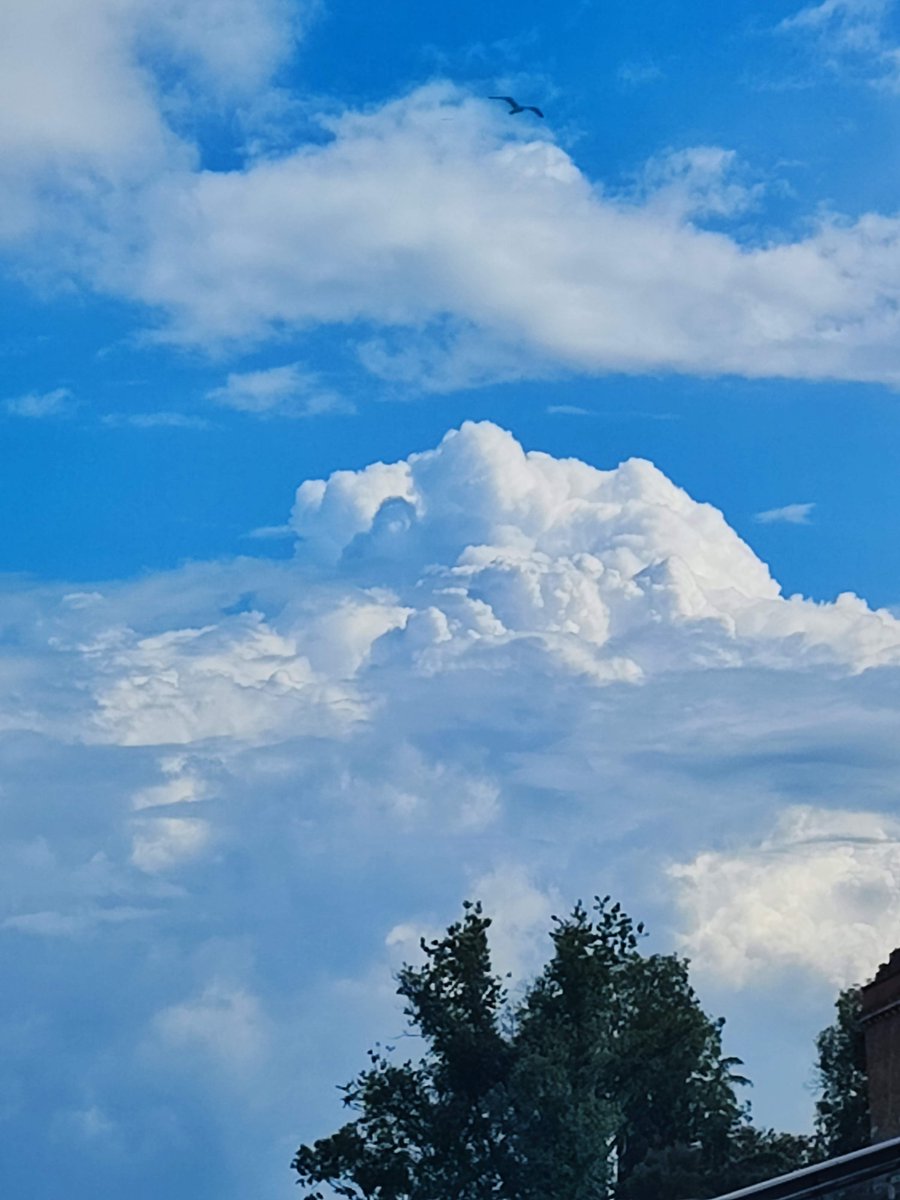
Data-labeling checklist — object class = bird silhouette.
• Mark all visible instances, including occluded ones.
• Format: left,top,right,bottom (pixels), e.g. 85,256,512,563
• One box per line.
489,95,544,118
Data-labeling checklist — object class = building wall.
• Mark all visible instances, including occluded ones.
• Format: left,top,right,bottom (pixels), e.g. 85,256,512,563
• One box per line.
862,949,900,1143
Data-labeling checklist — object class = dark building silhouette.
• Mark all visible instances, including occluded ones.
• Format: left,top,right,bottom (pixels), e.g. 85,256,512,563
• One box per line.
709,948,900,1199
862,948,900,1144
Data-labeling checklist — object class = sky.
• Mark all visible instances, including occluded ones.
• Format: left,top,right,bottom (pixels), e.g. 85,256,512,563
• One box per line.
3,1,900,1196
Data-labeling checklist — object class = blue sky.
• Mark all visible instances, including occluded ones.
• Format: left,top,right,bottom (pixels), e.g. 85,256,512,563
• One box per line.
4,2,900,1197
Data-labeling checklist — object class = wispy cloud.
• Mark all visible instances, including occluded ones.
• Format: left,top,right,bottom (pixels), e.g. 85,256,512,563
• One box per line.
546,403,593,416
102,411,212,430
779,0,900,89
5,387,74,418
243,523,293,540
617,59,664,88
780,0,887,45
755,502,816,524
206,364,353,417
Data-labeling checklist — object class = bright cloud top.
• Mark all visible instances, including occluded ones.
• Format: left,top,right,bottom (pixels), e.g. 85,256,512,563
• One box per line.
50,421,897,753
287,421,899,676
11,421,900,792
62,420,900,749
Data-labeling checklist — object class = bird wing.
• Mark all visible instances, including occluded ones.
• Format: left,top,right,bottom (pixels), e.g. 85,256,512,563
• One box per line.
489,95,518,105
525,106,544,118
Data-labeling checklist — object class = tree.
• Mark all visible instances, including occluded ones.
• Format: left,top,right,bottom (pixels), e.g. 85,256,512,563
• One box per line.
517,899,753,1199
814,985,870,1157
293,902,527,1200
293,897,810,1200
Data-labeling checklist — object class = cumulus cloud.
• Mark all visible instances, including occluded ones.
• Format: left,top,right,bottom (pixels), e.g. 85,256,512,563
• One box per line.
90,611,367,746
6,38,900,387
671,804,900,987
755,502,816,524
2,422,900,1195
385,864,561,982
287,422,899,673
93,86,900,384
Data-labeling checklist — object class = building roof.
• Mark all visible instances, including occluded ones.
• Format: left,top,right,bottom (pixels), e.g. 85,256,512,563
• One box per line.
708,1135,900,1200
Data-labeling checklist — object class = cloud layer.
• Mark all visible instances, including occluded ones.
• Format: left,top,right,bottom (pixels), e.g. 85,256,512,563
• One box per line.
96,87,900,385
3,421,900,1200
7,3,900,388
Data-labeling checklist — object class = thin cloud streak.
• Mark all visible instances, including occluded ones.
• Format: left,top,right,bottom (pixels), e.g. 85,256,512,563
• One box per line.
755,502,816,524
5,387,74,418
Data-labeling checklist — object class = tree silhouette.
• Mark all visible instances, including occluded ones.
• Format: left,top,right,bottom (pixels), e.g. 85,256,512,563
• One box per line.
293,897,812,1200
814,985,870,1157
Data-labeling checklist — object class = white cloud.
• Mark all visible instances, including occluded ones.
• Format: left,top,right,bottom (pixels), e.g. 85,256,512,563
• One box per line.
547,403,593,416
385,865,560,983
90,612,365,746
6,47,900,387
2,421,900,1191
781,0,887,39
671,804,900,987
131,754,209,811
206,363,352,417
287,421,900,672
5,387,74,418
0,0,308,241
755,502,816,524
632,145,764,220
72,84,900,387
130,815,211,872
139,0,304,98
2,904,153,937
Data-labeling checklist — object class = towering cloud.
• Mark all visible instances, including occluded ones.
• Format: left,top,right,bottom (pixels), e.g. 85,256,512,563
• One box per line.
2,422,900,1197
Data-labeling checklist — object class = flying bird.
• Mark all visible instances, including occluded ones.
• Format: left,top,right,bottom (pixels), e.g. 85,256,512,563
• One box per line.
489,95,544,118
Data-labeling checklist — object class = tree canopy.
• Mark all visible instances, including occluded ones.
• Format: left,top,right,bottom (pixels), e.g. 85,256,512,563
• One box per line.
293,896,814,1200
814,985,870,1158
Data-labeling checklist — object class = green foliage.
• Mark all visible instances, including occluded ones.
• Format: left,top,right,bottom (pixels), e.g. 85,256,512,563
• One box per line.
293,902,516,1200
814,985,870,1157
293,896,811,1200
615,1127,814,1200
